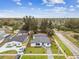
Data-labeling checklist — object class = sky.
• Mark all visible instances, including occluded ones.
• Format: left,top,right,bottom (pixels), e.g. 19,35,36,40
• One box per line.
0,0,79,18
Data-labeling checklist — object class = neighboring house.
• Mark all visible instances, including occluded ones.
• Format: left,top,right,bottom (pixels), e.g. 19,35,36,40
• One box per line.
7,41,22,47
11,34,28,42
0,29,10,43
0,41,24,54
31,33,51,47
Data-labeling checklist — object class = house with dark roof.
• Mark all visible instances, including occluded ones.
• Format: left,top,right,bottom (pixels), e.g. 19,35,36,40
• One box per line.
31,33,51,47
11,34,28,42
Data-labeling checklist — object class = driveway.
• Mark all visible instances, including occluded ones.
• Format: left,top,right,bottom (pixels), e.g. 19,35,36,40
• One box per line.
54,30,79,59
46,48,54,59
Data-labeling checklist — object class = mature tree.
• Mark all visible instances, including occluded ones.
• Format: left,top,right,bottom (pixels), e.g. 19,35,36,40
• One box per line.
22,16,38,32
48,20,53,29
40,19,48,33
65,19,79,29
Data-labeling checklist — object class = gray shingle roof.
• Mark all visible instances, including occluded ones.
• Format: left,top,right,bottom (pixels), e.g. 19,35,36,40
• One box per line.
31,34,50,43
11,34,27,42
34,33,47,37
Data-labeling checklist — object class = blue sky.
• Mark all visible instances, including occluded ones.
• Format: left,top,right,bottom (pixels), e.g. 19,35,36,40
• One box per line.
0,0,79,18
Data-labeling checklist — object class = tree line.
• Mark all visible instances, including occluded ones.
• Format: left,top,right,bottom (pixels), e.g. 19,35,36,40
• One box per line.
22,16,54,36
22,17,79,33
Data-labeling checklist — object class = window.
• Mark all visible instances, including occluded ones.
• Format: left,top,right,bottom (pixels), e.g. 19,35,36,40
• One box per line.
36,43,40,45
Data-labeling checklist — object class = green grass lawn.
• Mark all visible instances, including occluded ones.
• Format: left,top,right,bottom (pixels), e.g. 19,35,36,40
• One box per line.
63,34,79,47
53,35,73,56
21,55,48,59
0,56,16,59
51,40,62,54
0,50,17,54
24,47,46,54
54,56,66,59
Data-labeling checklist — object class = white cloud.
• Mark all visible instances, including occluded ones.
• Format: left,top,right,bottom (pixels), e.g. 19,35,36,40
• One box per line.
76,5,79,7
13,0,21,2
0,10,25,18
31,8,34,10
13,0,22,6
42,0,65,4
44,7,67,13
42,0,48,4
77,0,79,3
53,7,67,13
0,10,13,13
69,5,74,8
28,2,32,6
69,8,75,11
68,5,75,11
16,2,22,6
38,8,41,10
21,7,26,8
0,10,14,18
46,4,54,6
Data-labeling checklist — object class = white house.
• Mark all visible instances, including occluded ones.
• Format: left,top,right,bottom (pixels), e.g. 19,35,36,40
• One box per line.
12,41,22,46
31,33,51,47
7,41,22,47
7,42,14,47
16,42,22,47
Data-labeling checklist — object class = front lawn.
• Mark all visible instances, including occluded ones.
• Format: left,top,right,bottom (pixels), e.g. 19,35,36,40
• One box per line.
51,40,59,54
24,47,46,54
21,55,48,59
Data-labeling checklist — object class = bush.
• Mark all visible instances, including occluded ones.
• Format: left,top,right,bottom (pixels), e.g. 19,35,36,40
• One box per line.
73,35,79,40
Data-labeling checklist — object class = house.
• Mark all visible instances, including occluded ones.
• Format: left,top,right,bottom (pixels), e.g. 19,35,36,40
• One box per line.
16,41,22,47
11,34,28,42
0,28,10,43
7,41,22,47
31,33,51,47
7,42,14,47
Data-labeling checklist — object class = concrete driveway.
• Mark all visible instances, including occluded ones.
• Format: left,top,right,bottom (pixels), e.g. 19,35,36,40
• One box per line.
46,48,54,59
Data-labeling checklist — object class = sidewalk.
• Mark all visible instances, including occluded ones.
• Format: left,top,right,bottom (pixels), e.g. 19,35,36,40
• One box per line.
46,48,54,59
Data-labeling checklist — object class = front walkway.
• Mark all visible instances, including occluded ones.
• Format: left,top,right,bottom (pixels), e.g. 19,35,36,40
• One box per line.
46,48,54,59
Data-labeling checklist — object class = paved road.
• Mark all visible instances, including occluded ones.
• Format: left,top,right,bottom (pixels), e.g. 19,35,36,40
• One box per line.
46,48,54,59
54,30,79,59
